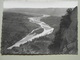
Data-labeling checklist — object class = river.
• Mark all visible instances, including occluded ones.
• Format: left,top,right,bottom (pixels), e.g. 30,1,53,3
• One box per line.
7,15,54,49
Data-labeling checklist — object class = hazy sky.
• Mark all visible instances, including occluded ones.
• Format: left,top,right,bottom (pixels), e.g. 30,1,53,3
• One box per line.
4,1,78,8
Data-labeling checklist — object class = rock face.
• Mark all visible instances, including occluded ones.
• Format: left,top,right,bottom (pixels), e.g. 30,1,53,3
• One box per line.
62,7,78,54
48,7,78,54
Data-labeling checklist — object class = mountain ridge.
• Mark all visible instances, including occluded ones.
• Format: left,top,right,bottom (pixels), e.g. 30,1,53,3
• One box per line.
4,8,68,16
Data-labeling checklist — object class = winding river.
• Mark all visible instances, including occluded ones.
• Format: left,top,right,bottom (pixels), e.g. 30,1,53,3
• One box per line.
7,15,54,49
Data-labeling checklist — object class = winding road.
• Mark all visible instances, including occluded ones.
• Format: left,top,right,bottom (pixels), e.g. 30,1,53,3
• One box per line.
7,15,54,49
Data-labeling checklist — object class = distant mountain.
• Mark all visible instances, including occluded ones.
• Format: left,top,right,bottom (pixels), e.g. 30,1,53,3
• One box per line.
4,8,68,16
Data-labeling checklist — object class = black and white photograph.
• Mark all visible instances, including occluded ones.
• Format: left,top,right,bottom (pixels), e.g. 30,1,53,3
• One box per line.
1,0,78,55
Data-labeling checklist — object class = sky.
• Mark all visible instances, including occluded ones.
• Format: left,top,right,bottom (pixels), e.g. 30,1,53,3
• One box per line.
3,1,78,8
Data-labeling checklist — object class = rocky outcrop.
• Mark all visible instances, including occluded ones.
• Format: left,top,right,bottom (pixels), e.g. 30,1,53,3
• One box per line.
62,7,78,54
48,7,78,54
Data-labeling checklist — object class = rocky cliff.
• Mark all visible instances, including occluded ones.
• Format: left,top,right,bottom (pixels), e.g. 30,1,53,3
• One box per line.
48,7,78,54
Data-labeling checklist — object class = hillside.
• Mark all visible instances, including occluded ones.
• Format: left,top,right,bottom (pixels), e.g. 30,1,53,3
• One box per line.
1,11,61,54
48,7,78,54
1,12,39,54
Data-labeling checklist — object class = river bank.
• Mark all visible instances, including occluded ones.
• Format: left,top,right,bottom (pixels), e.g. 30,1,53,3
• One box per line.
7,15,54,49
